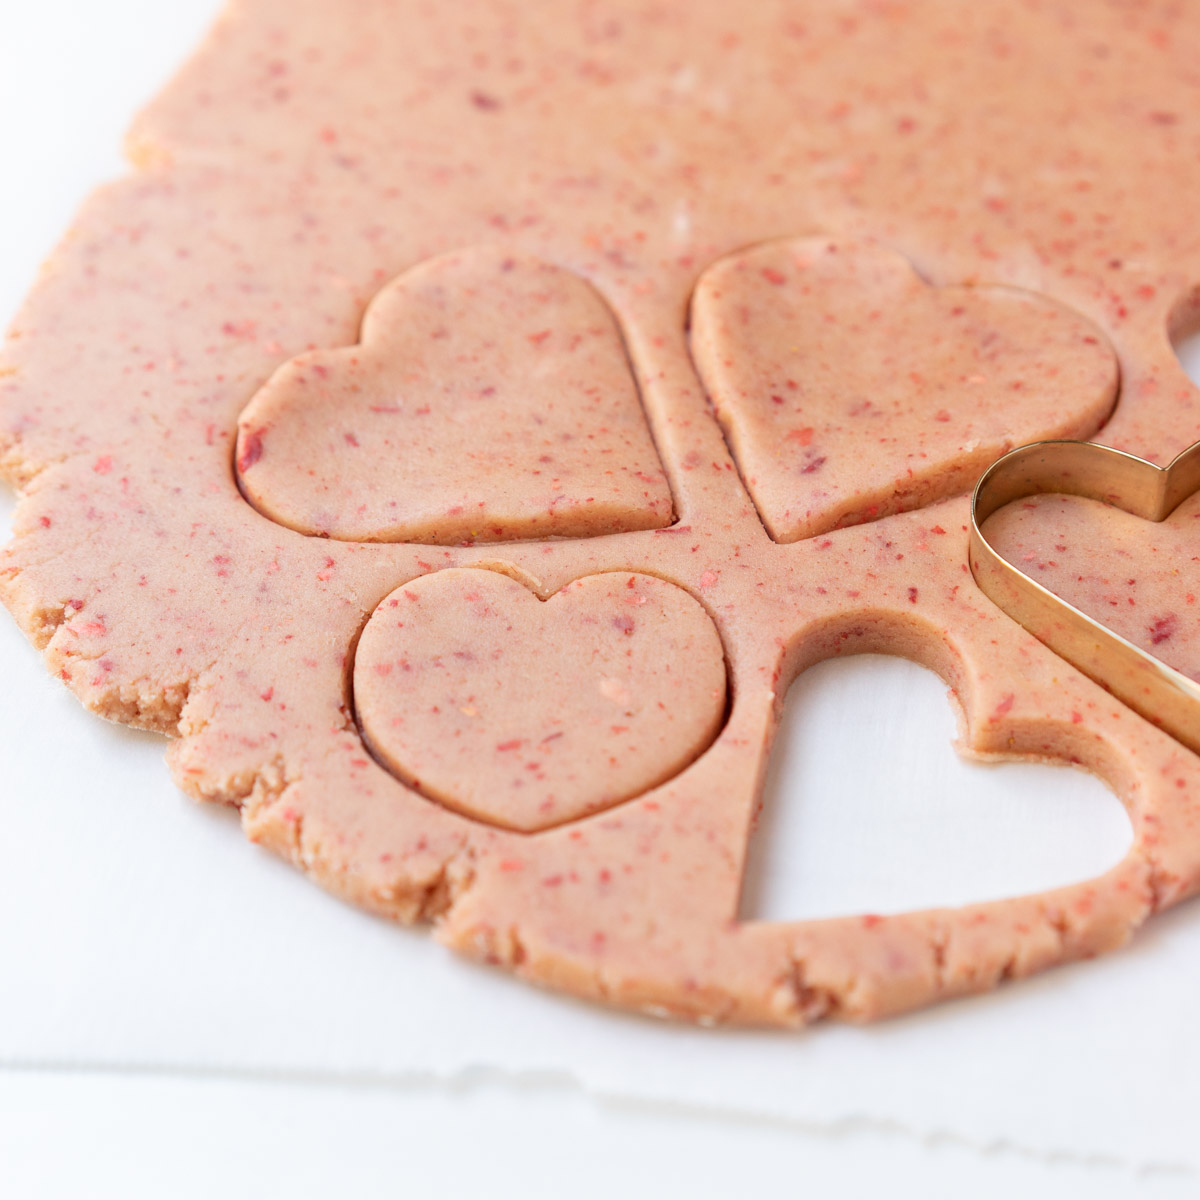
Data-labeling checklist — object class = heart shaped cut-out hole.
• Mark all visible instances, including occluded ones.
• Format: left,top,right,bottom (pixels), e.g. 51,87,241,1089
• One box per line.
982,489,1200,682
1175,328,1200,383
740,655,1131,921
236,248,673,544
353,568,726,832
690,237,1118,543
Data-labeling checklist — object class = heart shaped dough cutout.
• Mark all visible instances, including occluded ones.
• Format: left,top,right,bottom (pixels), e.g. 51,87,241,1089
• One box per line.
689,237,1119,543
236,248,674,544
353,568,727,832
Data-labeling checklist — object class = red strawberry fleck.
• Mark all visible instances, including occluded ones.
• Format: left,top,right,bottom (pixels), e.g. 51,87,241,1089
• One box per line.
1149,614,1178,645
238,432,264,472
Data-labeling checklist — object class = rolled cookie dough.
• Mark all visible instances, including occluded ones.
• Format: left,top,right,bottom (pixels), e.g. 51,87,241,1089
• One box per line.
3,0,1200,1026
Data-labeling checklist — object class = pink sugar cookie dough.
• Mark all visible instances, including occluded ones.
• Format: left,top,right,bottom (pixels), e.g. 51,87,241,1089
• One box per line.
3,0,1200,1027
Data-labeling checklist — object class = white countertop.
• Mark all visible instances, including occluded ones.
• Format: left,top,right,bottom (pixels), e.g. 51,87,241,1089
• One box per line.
2,4,1198,1196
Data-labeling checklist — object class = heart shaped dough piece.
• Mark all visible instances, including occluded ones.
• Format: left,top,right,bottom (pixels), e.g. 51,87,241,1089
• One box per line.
690,238,1118,543
982,489,1200,683
353,569,727,832
235,248,674,543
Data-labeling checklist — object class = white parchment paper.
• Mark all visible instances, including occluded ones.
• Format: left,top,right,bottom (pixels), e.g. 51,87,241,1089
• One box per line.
2,0,1199,1181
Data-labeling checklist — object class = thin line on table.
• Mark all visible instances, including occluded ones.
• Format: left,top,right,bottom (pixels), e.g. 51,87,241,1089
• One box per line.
0,1056,1189,1181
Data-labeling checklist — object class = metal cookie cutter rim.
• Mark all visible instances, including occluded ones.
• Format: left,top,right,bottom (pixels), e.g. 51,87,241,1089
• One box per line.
969,438,1200,756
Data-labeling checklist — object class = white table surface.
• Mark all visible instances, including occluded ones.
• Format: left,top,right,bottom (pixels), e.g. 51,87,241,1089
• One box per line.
2,4,1199,1196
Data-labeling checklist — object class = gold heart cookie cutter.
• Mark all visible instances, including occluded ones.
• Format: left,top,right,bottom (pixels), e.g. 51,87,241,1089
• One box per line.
969,438,1200,755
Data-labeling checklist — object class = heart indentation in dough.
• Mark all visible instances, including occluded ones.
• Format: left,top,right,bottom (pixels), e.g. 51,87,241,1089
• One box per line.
235,248,674,544
972,437,1200,753
689,237,1118,543
741,656,1131,922
353,568,727,832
